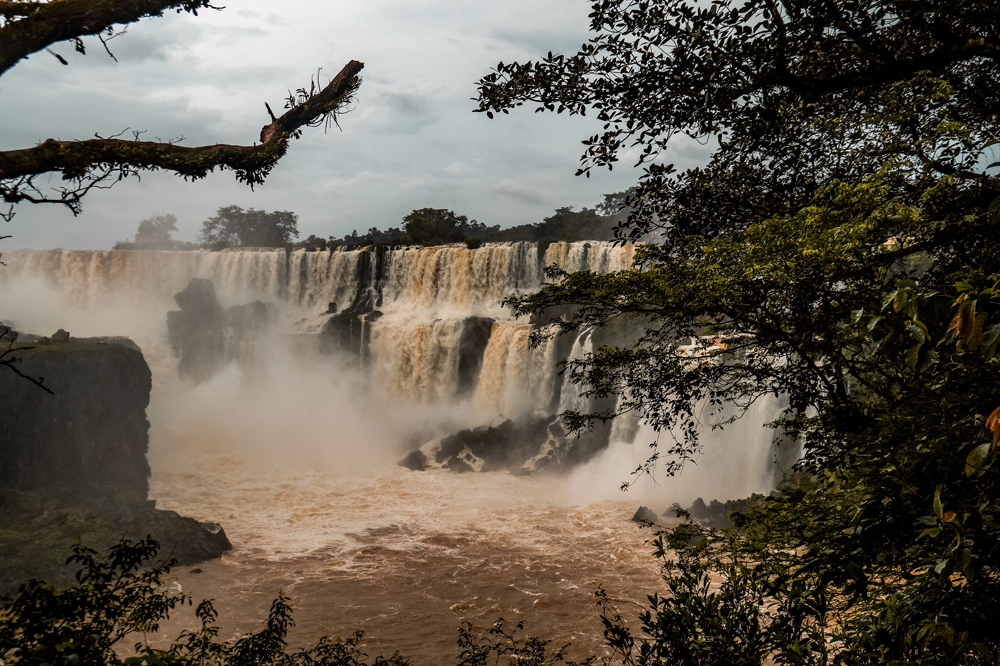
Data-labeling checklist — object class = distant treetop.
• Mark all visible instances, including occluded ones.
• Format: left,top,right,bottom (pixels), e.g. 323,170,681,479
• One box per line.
198,206,299,249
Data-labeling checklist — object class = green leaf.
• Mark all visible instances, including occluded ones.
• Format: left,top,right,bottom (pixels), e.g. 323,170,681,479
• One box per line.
867,315,884,331
959,547,972,573
965,443,993,478
954,281,975,292
893,290,909,312
989,195,1000,224
933,486,944,519
980,324,1000,359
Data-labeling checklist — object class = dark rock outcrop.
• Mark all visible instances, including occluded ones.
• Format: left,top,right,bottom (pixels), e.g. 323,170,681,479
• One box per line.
399,449,428,471
0,341,152,506
166,278,272,382
434,415,552,472
684,494,768,528
400,409,615,475
0,338,231,593
631,506,661,525
456,316,494,396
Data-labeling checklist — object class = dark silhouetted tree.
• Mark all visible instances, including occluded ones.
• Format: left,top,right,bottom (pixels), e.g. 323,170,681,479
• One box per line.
199,206,299,248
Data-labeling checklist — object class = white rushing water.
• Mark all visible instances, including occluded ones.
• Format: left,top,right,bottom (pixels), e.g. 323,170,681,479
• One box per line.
0,241,784,663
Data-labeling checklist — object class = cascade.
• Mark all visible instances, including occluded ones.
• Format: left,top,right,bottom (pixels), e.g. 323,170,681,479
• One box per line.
1,240,787,483
474,322,560,416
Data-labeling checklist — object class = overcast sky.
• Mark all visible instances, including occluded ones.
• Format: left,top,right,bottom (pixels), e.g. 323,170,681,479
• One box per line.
1,0,710,250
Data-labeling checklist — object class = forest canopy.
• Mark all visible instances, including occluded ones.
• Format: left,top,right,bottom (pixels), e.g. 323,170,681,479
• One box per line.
477,0,1000,663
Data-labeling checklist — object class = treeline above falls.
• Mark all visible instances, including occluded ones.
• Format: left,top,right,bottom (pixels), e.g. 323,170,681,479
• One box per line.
4,241,639,474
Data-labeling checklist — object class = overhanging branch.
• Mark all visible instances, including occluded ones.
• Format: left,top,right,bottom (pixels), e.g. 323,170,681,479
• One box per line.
0,0,215,75
0,60,364,210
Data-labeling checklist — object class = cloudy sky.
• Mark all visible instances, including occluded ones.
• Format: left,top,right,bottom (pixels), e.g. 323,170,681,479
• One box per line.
1,0,710,250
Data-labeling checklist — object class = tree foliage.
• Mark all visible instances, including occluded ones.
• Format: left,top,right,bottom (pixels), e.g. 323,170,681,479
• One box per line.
0,537,412,666
332,199,629,248
199,206,299,249
0,0,363,218
135,214,177,244
479,0,1000,662
490,206,616,242
332,209,500,247
400,208,496,246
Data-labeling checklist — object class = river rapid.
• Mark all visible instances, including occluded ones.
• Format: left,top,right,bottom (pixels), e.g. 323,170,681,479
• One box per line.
147,447,664,664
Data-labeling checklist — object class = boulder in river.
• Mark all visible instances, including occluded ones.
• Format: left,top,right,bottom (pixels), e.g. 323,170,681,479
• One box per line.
631,506,662,525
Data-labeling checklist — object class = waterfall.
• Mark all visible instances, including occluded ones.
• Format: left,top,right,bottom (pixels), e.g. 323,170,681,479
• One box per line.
1,239,789,496
369,317,466,403
556,328,593,415
474,322,560,417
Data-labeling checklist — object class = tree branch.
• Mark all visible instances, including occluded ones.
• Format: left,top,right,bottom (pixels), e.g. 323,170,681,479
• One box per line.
0,0,215,75
0,324,52,394
0,60,364,208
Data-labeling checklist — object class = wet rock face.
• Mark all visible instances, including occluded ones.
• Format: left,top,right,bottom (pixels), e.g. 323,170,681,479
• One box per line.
631,506,662,525
166,278,272,382
456,317,494,396
0,341,153,506
0,339,232,593
400,413,610,475
318,247,388,359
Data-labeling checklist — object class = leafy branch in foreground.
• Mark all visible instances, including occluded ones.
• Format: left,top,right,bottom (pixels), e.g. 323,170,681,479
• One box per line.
481,0,1000,662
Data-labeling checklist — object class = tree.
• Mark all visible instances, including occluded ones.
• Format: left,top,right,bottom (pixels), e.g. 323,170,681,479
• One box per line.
490,206,614,242
478,0,1000,662
199,206,299,249
114,213,199,250
0,0,363,219
400,208,494,246
135,213,178,244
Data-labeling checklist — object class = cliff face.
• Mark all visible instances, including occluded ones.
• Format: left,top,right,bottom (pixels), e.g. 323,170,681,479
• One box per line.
0,341,152,506
0,338,230,593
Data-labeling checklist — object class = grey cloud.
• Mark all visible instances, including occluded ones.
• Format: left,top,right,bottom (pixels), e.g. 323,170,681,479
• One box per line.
382,91,430,116
491,178,549,206
361,89,443,135
489,28,588,59
1,0,697,251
